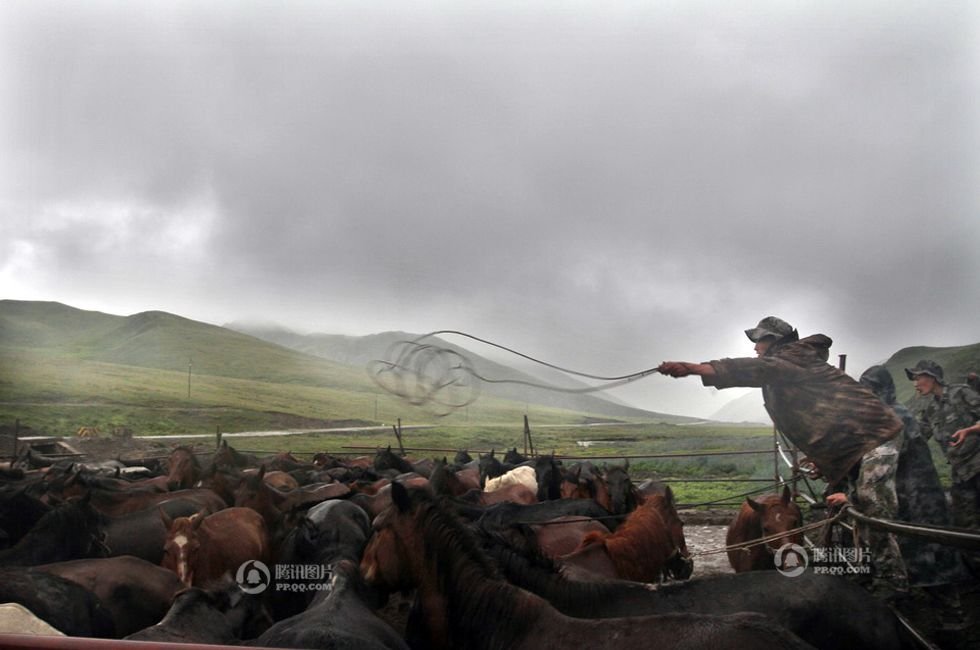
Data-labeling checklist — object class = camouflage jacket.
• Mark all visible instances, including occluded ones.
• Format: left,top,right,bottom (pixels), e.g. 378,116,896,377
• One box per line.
702,334,902,486
918,383,980,482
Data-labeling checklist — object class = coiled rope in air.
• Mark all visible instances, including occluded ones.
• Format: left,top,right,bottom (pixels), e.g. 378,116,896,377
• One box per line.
367,329,661,416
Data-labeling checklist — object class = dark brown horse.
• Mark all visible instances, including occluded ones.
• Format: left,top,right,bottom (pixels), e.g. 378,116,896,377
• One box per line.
36,555,183,637
560,485,692,582
165,446,201,490
601,463,640,515
360,483,813,650
727,485,804,573
124,576,273,643
478,528,918,650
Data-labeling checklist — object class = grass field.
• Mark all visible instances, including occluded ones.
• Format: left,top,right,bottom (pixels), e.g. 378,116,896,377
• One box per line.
0,299,958,508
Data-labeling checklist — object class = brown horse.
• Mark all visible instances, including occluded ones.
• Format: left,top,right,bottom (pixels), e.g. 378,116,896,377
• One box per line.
727,485,804,573
530,515,610,559
242,466,299,491
36,555,183,637
559,485,693,583
165,446,201,490
161,507,271,587
360,483,813,650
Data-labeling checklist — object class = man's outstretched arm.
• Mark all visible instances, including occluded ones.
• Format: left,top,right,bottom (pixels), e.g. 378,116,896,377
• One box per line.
658,362,716,380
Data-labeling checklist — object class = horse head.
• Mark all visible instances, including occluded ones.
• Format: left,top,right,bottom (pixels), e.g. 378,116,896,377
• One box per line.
602,464,639,516
656,486,693,580
745,485,803,566
533,454,563,501
161,510,206,586
478,450,508,487
166,446,201,490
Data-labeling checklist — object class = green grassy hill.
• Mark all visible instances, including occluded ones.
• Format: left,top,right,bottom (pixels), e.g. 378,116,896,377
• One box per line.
0,300,684,437
225,322,666,420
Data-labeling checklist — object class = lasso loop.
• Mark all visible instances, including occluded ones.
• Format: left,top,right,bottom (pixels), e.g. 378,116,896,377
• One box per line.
368,330,659,416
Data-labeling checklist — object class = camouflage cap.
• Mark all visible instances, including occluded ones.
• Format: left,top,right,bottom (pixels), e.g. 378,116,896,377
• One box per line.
744,316,795,343
904,359,945,383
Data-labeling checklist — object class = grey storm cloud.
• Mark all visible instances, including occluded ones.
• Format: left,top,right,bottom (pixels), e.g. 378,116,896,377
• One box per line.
2,1,978,417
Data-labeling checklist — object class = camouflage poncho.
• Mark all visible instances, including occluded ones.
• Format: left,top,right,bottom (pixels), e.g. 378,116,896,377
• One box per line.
701,334,902,486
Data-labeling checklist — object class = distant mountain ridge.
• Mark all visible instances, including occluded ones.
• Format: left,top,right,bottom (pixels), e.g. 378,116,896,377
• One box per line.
0,300,691,423
224,321,676,421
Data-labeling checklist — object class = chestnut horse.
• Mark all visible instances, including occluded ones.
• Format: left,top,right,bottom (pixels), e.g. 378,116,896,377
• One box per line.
727,485,804,573
161,507,271,587
559,485,692,582
360,483,813,650
165,446,201,490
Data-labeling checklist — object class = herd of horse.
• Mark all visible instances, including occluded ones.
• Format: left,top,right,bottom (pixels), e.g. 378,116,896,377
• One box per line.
0,441,917,648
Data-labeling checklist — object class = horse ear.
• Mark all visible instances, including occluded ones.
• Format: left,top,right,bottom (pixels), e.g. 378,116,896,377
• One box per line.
746,497,765,513
781,485,792,505
257,465,266,480
160,507,174,530
623,458,630,471
490,449,495,458
190,512,206,530
663,484,674,506
391,481,411,513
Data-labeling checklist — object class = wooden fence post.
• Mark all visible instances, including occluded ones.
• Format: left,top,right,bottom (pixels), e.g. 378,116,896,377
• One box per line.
524,415,535,457
392,418,405,455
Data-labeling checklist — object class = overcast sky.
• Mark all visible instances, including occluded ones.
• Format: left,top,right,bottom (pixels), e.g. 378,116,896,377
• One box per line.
2,1,978,418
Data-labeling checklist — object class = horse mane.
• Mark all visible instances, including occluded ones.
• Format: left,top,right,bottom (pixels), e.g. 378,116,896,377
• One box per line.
477,525,652,617
580,494,674,581
402,489,539,643
429,459,463,497
374,447,414,474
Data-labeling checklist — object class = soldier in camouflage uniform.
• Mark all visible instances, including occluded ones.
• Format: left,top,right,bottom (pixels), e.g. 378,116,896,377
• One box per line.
906,360,980,527
906,360,980,576
822,367,914,597
856,367,971,588
860,367,977,630
659,316,902,487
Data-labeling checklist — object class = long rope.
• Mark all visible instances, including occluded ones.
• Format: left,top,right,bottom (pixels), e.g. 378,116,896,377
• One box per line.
367,330,661,415
689,512,845,558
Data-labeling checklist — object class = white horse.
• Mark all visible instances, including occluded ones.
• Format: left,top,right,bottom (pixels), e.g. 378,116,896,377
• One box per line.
483,465,538,494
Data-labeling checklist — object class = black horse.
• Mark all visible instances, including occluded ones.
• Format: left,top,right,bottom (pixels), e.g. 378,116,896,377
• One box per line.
248,500,407,649
479,528,917,650
0,498,108,566
0,567,116,637
125,576,273,643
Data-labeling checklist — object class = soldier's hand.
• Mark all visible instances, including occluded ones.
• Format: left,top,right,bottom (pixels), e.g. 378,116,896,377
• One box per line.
799,459,823,480
950,428,969,447
825,492,849,507
658,362,692,377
